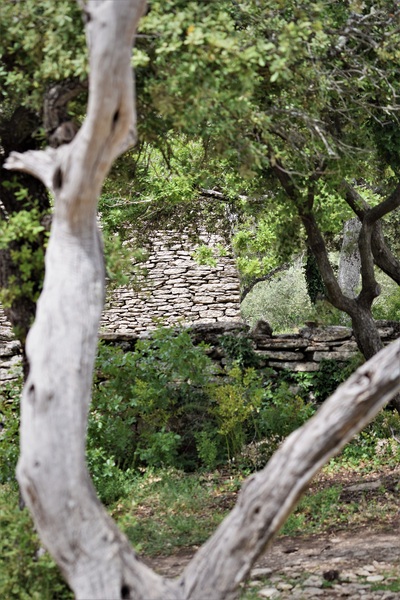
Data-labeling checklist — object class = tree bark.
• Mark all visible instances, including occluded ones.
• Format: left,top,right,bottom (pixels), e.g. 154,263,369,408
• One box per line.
342,181,400,284
338,218,361,298
4,2,400,599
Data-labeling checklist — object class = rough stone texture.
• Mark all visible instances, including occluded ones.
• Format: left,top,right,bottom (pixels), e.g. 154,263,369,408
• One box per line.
150,527,400,599
0,308,22,385
1,303,400,385
99,231,242,336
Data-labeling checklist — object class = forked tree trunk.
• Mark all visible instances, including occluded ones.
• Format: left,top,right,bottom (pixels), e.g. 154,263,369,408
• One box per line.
4,2,400,599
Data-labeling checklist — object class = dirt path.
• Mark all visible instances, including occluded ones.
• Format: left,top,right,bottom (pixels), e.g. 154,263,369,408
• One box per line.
147,527,400,597
148,525,400,575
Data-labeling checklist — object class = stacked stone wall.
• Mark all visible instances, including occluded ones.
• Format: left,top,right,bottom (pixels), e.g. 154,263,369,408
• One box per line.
99,231,242,336
102,320,400,373
1,309,399,385
0,307,22,383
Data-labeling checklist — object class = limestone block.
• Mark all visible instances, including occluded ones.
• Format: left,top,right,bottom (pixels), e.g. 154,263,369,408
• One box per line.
199,310,224,318
313,351,356,361
162,267,188,275
170,288,191,296
152,291,175,298
224,309,241,317
305,344,330,352
255,350,305,361
0,368,22,382
301,326,352,341
269,361,320,372
194,296,216,304
168,279,186,285
377,326,395,338
331,340,358,351
253,339,308,349
0,341,21,357
0,355,22,368
0,326,16,341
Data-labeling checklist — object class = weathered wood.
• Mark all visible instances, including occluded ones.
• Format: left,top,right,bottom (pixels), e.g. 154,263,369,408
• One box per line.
4,2,400,599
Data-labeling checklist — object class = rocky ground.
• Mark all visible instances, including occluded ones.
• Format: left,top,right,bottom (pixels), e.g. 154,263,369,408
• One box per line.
149,526,400,598
147,467,400,599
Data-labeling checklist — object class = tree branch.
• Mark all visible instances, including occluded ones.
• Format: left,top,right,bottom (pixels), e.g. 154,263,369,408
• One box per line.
4,147,60,192
342,180,400,285
365,182,400,224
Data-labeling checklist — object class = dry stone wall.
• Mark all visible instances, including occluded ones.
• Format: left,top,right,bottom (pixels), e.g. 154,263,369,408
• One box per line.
0,307,22,384
248,321,400,372
1,307,399,386
102,320,400,373
99,231,242,336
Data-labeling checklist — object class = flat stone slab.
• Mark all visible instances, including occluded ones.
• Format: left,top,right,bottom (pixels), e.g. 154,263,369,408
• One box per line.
269,361,320,372
255,351,305,361
313,351,356,362
301,326,352,341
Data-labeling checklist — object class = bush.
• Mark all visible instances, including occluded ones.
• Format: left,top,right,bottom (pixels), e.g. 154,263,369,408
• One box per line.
90,328,324,473
0,378,22,486
90,328,221,472
0,485,72,600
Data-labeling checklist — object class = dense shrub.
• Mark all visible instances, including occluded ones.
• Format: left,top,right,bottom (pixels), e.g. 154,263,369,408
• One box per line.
0,485,71,600
90,328,221,472
0,378,22,486
90,328,321,473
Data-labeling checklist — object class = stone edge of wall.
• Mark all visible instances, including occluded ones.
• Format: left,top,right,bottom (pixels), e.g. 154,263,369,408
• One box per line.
100,319,400,373
2,319,400,386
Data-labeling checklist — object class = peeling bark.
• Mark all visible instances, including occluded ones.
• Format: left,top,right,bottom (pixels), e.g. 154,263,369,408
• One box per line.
4,2,400,599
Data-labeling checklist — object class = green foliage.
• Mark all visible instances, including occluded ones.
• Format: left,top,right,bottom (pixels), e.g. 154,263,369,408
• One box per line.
191,244,217,268
306,299,351,327
260,383,315,440
0,0,86,109
113,468,228,556
85,446,133,506
275,352,363,407
333,410,400,469
372,273,400,321
101,136,251,245
91,328,220,471
311,355,364,401
281,484,342,536
0,379,22,485
91,328,319,474
0,486,72,599
209,366,264,460
0,200,48,307
219,334,262,369
241,262,312,332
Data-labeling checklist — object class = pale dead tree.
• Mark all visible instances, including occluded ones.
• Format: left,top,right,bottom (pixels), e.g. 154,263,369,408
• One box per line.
3,1,400,599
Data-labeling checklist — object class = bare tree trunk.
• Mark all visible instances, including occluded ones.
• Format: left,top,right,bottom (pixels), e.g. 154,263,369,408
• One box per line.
350,306,383,360
4,2,400,599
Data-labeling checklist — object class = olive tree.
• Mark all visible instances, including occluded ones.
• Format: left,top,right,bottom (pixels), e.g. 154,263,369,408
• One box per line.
4,2,400,599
